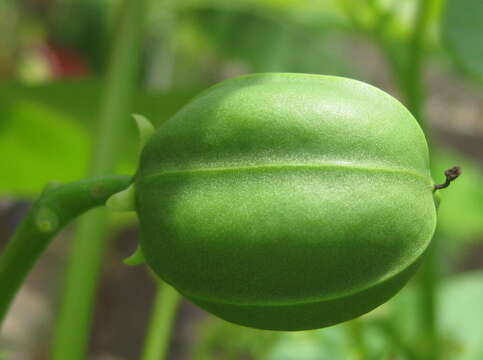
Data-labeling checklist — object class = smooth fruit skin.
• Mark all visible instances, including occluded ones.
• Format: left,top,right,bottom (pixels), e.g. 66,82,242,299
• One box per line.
135,73,437,330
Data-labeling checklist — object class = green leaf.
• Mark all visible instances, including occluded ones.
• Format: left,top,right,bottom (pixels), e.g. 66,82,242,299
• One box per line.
389,271,483,360
183,6,354,75
0,80,197,197
442,0,483,79
266,318,392,360
0,98,90,196
268,331,339,360
440,271,483,360
191,317,278,359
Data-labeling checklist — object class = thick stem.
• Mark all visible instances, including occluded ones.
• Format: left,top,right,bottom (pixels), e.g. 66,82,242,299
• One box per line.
403,0,433,126
416,237,439,360
401,3,445,359
141,281,181,360
0,176,131,327
371,1,437,358
51,0,147,358
345,320,368,360
403,2,439,359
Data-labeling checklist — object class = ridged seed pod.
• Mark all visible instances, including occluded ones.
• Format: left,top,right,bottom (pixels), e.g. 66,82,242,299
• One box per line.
134,73,437,330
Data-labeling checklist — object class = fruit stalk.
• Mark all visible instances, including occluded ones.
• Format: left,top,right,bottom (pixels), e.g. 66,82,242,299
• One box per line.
0,176,131,327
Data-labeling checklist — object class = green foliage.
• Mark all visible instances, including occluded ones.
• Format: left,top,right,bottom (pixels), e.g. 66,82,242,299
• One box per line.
439,271,483,360
194,271,483,360
181,0,344,19
2,0,482,357
391,271,483,360
268,326,353,360
0,80,197,196
135,73,436,330
0,94,90,195
268,332,333,360
267,320,391,360
192,318,278,360
183,6,352,75
48,0,110,73
442,0,483,79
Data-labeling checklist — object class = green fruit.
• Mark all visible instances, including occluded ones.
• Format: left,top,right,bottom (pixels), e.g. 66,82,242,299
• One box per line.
134,73,437,331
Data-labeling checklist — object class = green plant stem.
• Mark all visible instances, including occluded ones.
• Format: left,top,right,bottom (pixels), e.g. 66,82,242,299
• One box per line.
345,320,367,360
51,0,147,359
0,176,131,327
403,0,433,125
416,236,440,359
401,1,439,359
338,7,439,354
364,1,437,358
141,281,181,360
373,319,419,360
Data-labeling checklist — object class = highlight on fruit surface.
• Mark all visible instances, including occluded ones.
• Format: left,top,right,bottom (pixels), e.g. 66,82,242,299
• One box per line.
109,73,459,331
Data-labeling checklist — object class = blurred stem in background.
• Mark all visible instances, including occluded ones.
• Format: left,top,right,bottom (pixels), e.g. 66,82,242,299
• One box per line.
403,0,433,127
341,0,439,358
403,1,440,360
141,281,181,360
50,0,147,358
141,1,182,358
145,0,177,92
394,1,439,359
344,320,367,360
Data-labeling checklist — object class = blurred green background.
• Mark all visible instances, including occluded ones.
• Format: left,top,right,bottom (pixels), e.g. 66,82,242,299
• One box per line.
1,0,483,359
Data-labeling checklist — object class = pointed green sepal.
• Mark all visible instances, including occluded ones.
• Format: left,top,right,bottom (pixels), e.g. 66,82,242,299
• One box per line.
106,183,136,212
123,245,146,266
433,191,442,212
132,113,155,152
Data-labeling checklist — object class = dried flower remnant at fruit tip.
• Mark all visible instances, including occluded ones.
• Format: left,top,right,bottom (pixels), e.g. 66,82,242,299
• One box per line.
434,166,461,191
